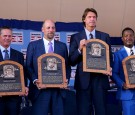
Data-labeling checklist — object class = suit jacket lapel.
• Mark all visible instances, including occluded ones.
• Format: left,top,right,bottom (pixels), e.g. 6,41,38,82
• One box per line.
80,30,87,40
54,40,59,53
95,30,101,39
120,47,128,59
10,48,13,60
0,50,3,61
39,39,46,54
10,48,17,60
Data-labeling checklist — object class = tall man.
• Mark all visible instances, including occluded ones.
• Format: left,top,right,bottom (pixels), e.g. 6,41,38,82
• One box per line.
69,8,112,115
26,19,71,115
0,26,28,115
112,27,135,115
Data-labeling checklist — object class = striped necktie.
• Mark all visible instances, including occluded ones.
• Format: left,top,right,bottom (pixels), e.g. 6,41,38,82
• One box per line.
3,49,9,60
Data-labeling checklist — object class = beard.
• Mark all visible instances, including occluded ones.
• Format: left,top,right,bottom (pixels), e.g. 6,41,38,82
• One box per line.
126,41,134,48
47,33,55,39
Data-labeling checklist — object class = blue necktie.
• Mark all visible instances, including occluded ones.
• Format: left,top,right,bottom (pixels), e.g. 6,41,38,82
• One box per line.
48,42,53,53
3,49,9,60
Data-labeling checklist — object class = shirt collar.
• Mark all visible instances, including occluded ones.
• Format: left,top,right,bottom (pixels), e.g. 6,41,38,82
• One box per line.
0,45,10,52
43,37,54,46
124,46,135,50
84,28,95,39
124,46,135,56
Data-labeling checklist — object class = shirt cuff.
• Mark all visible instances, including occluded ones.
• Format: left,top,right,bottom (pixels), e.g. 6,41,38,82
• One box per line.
33,79,38,85
78,49,81,54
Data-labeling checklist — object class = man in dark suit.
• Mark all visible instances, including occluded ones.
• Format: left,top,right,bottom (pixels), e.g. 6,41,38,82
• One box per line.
0,26,28,115
69,8,113,115
26,19,71,115
112,27,135,115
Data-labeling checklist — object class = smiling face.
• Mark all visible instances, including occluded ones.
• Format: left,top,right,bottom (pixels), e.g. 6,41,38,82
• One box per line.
42,20,56,41
0,28,12,48
122,29,135,48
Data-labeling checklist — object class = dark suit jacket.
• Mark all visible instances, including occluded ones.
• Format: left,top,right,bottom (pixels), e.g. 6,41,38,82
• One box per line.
69,30,113,90
0,48,24,65
26,39,71,101
112,47,135,100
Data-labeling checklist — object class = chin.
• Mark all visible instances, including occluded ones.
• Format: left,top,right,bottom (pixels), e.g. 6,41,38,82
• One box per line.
127,44,134,47
90,25,96,28
4,45,10,48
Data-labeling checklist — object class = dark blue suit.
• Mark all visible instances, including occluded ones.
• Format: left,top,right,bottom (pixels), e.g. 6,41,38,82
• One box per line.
69,30,113,115
26,39,71,115
0,48,24,115
112,47,135,115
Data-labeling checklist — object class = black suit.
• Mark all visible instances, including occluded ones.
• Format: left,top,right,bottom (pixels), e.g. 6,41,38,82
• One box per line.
0,48,25,115
69,30,113,115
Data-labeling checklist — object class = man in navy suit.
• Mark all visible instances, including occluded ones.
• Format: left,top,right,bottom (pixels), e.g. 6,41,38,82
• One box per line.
69,8,113,115
112,27,135,115
0,26,28,115
26,19,71,115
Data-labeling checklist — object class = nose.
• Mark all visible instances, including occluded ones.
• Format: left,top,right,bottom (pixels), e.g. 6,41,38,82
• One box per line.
126,37,133,42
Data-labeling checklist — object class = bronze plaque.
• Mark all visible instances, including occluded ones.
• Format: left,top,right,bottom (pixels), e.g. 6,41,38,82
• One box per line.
0,61,25,96
83,39,110,74
122,55,135,88
38,53,67,89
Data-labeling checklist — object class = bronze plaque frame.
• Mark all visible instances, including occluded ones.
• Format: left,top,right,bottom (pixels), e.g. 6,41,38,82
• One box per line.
38,53,67,89
83,39,110,74
122,55,135,88
0,60,25,96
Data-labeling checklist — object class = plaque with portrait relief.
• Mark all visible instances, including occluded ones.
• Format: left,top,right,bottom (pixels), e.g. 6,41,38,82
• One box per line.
83,39,110,74
122,55,135,88
0,61,25,96
38,53,67,89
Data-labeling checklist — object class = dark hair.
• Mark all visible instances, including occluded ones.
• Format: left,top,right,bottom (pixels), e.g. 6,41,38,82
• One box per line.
0,26,12,35
82,8,98,26
122,27,134,37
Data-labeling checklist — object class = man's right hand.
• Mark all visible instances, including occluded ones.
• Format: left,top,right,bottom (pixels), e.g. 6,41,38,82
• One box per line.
79,39,87,51
123,83,129,89
34,79,41,89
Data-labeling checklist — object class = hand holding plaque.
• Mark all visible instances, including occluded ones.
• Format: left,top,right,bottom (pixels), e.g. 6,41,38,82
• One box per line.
83,39,110,74
38,53,67,89
122,55,135,88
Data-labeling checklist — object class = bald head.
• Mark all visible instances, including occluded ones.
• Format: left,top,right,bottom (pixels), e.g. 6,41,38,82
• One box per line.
42,19,56,41
42,19,55,27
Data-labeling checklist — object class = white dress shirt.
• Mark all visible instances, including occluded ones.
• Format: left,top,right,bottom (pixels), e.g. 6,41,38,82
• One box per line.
124,46,135,56
84,28,96,39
